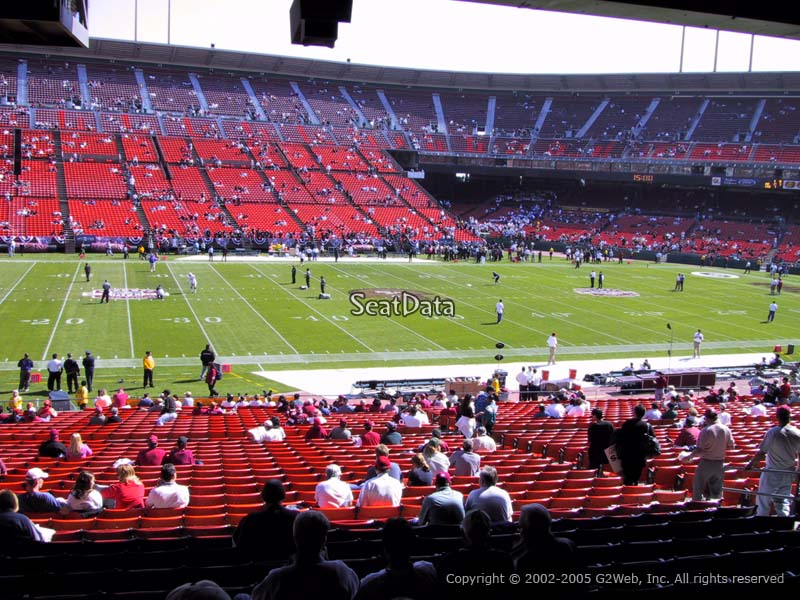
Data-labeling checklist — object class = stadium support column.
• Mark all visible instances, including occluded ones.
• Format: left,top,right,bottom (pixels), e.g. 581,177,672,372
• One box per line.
188,73,209,115
632,98,660,140
746,100,765,143
532,99,551,144
339,86,367,127
241,78,267,121
577,98,609,139
16,60,27,106
376,90,399,130
76,64,91,109
134,69,153,113
684,99,709,141
485,96,496,137
288,82,320,125
431,93,448,135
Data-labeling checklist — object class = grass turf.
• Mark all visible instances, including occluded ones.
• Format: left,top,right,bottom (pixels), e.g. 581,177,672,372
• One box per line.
0,254,795,399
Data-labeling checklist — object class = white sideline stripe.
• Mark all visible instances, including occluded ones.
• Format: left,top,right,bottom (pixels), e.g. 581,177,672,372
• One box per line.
250,263,376,353
208,264,300,355
0,263,35,306
165,261,217,352
122,261,135,358
41,263,80,361
326,263,447,351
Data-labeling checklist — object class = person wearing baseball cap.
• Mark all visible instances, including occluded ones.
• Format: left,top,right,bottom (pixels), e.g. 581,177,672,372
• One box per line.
18,467,63,514
37,428,67,459
418,471,465,525
357,455,403,508
135,434,167,466
328,419,352,441
166,436,196,466
380,421,403,446
362,421,380,447
746,407,800,517
685,409,734,501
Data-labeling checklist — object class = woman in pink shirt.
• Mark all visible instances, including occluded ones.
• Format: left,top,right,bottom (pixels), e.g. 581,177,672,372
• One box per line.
66,432,93,460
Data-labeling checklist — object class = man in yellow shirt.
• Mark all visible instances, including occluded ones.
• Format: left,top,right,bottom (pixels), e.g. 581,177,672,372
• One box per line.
143,351,155,388
77,381,89,409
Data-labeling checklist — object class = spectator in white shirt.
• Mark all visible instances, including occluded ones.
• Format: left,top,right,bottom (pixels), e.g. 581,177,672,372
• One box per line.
566,398,587,418
644,402,663,421
146,463,190,509
465,466,512,524
182,392,194,408
544,398,565,419
401,406,426,428
717,403,732,427
263,417,287,442
471,426,497,453
749,398,768,417
357,456,403,507
314,464,353,508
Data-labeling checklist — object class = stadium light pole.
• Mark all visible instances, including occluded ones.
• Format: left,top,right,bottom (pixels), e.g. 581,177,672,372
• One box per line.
666,323,673,371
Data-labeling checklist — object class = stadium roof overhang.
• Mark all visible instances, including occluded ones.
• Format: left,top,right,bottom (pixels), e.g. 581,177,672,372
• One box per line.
2,37,800,94
464,0,800,40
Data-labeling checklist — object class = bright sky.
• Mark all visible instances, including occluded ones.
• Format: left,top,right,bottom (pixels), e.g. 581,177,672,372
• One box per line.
89,0,800,74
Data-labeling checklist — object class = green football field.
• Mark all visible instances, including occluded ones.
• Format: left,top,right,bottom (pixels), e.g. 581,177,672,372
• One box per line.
0,254,796,399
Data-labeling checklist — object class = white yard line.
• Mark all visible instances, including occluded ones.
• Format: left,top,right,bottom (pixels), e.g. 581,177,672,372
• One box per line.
122,261,135,358
326,263,447,351
41,263,80,361
165,261,219,352
0,263,35,306
208,264,300,354
250,263,376,353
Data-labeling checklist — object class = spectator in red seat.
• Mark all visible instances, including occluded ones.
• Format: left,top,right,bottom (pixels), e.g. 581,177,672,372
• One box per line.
406,453,433,487
305,417,329,441
145,463,190,509
0,489,45,545
36,400,58,422
250,510,358,600
357,517,437,600
417,471,465,526
438,401,457,430
363,445,403,483
38,428,67,459
450,439,481,477
107,406,122,424
422,438,450,477
66,432,93,461
100,464,145,510
471,426,497,453
328,419,352,441
166,436,195,465
380,421,402,445
63,471,103,514
361,421,380,447
465,466,512,524
674,416,701,448
136,434,167,466
94,388,112,410
88,406,106,425
357,456,403,508
112,387,129,409
234,479,298,561
18,468,63,514
314,464,353,508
